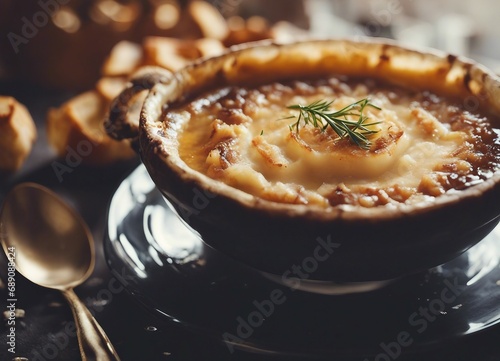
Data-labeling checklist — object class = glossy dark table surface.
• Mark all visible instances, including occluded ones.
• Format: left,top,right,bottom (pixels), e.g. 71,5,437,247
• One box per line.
1,82,500,361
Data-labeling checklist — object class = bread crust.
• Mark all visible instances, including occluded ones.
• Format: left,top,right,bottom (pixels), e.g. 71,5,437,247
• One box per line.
0,96,37,173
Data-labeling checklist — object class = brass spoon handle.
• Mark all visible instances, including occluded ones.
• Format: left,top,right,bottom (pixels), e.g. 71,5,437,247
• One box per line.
62,289,121,361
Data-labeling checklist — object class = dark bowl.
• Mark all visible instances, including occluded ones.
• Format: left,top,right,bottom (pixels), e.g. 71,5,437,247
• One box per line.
107,38,500,282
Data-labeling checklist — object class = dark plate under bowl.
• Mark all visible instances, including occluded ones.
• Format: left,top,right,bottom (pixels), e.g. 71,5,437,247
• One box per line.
104,165,500,359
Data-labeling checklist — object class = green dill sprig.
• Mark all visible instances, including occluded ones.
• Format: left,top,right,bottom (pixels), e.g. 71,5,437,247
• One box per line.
285,98,382,150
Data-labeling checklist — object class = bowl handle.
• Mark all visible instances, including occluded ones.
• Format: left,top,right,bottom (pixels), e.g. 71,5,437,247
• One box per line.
105,66,172,149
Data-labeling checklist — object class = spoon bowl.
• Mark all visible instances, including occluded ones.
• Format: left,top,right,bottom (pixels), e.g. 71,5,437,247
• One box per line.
1,183,120,361
1,183,93,289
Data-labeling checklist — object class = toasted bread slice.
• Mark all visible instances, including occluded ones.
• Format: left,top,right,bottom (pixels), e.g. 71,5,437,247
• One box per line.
188,1,229,40
47,91,135,166
102,41,143,77
96,77,128,103
0,96,37,173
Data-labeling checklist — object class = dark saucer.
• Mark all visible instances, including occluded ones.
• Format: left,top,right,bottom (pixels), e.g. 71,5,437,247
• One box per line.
104,165,500,360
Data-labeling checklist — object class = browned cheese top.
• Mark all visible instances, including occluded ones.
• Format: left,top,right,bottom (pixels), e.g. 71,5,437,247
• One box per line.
168,76,500,208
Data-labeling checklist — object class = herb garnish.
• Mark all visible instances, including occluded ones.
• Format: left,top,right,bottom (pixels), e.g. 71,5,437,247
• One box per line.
286,98,382,150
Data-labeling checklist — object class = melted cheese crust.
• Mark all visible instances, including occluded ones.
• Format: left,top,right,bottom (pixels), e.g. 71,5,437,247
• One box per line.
175,77,500,208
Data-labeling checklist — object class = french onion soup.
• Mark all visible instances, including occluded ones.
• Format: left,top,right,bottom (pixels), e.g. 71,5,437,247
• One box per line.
106,39,500,280
171,77,500,208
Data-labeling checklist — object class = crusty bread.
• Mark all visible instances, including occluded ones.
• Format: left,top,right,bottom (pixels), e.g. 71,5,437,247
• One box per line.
46,91,135,166
101,41,143,78
0,96,37,173
45,10,304,166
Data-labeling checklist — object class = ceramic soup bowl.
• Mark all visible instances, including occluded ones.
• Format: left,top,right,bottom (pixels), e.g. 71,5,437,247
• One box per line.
107,39,500,282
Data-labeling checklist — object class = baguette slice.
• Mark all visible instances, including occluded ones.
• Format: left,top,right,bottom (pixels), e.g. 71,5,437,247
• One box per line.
0,96,37,173
47,91,135,166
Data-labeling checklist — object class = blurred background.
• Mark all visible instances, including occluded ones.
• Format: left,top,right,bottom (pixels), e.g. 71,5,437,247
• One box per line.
1,0,499,91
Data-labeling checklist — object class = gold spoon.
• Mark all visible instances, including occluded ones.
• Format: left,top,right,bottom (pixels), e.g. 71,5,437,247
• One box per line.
0,183,121,361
